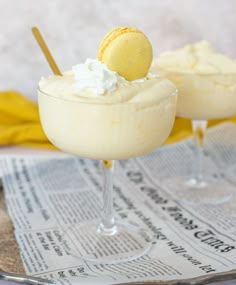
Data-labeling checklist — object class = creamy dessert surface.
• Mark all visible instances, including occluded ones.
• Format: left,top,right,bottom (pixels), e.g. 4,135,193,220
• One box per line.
153,41,236,74
39,59,176,105
152,42,236,120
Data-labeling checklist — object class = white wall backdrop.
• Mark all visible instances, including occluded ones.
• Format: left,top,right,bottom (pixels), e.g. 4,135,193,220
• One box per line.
0,0,235,101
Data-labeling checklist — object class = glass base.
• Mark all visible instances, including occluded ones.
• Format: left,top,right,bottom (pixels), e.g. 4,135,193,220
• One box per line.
62,221,153,264
164,176,233,205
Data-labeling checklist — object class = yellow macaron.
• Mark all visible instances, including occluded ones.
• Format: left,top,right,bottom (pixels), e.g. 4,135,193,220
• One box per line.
98,26,153,81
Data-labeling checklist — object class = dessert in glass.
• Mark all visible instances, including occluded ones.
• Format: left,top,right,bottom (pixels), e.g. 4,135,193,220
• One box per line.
38,27,177,263
153,41,236,205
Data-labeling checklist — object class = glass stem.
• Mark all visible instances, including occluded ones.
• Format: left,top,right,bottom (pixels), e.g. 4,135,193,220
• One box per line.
98,160,117,236
191,120,208,185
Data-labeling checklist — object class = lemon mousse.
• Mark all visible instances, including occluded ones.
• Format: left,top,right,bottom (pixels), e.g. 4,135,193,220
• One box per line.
38,59,177,160
152,41,236,119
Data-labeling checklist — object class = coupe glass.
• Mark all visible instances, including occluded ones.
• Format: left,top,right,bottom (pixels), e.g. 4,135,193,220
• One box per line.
38,86,177,263
162,72,236,205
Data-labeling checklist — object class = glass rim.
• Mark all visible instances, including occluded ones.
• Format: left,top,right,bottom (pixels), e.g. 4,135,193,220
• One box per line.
38,86,178,106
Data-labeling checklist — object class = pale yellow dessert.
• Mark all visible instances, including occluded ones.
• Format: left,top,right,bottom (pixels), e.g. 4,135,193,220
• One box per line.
38,59,177,160
152,41,236,119
39,25,178,161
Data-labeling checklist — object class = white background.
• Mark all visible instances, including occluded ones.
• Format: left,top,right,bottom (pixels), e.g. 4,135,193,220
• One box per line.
0,0,236,101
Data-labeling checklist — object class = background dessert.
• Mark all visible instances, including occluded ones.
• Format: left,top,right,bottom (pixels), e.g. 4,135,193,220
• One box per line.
152,41,236,205
152,41,236,119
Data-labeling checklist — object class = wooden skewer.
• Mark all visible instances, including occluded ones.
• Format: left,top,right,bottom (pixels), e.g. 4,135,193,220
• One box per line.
32,26,62,76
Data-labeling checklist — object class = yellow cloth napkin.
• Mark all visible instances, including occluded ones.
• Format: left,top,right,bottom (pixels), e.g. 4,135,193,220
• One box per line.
0,91,55,149
0,91,235,149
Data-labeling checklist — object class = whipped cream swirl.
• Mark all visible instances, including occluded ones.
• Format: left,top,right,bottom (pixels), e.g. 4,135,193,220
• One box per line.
72,59,128,95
